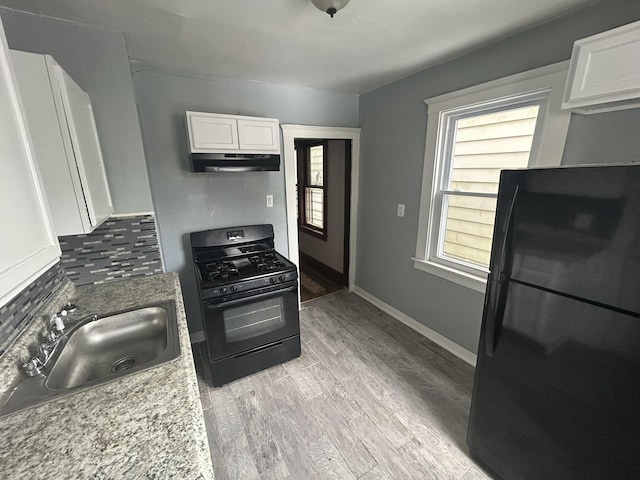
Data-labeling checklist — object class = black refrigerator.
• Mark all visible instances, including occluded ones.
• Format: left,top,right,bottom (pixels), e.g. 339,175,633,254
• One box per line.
467,164,640,480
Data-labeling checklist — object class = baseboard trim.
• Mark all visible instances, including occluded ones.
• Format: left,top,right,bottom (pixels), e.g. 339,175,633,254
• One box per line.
299,251,346,285
190,330,205,344
352,285,477,366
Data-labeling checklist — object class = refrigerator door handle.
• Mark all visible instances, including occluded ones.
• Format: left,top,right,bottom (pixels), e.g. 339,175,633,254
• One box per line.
485,279,508,356
485,185,519,356
495,185,519,282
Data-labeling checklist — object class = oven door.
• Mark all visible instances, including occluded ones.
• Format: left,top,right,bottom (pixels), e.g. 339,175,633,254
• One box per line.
202,282,299,361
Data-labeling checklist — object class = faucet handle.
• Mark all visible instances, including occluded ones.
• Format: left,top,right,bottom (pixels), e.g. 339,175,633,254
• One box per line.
59,302,77,316
52,302,77,326
51,315,66,334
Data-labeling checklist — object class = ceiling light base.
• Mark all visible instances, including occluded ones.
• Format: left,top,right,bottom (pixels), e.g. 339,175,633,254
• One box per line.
310,0,350,18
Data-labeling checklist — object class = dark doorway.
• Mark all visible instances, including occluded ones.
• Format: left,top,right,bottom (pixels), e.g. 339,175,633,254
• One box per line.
295,139,352,302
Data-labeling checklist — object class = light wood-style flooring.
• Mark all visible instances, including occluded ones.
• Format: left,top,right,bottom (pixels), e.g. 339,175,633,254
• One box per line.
193,290,492,479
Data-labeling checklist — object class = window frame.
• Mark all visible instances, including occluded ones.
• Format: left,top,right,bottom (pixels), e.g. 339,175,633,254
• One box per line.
413,62,572,293
297,140,328,240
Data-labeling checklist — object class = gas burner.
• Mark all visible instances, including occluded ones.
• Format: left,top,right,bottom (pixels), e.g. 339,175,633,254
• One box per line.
249,252,285,272
205,260,239,281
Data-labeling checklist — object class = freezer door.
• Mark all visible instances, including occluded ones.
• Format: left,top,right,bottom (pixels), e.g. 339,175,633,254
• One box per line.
501,165,640,314
468,281,640,480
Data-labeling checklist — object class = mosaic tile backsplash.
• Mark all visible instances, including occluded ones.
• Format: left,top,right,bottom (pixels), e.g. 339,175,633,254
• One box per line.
0,262,69,357
59,215,164,286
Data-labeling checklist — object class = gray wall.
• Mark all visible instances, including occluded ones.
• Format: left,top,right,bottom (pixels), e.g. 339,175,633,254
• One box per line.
132,68,358,332
299,139,347,273
0,8,153,214
357,0,640,353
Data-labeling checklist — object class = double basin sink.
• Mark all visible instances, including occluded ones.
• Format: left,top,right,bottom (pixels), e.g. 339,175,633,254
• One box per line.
0,300,181,417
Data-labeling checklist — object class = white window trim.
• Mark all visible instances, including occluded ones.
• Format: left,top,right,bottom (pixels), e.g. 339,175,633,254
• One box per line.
413,61,572,293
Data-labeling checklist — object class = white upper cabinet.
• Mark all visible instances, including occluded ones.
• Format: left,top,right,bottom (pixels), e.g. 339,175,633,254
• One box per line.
562,20,640,114
187,112,239,151
0,21,60,308
186,111,280,154
11,50,113,236
53,63,113,228
236,118,280,151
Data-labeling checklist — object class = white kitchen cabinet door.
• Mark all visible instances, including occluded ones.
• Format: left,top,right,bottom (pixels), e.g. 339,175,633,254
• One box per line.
186,111,239,152
562,20,640,114
0,20,60,308
52,62,113,229
12,50,113,235
10,50,84,235
237,118,280,152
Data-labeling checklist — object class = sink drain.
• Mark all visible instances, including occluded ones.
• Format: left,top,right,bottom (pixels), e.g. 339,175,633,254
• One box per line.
111,357,138,373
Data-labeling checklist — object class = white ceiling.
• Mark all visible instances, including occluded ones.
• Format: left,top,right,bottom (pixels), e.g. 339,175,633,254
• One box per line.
0,0,597,93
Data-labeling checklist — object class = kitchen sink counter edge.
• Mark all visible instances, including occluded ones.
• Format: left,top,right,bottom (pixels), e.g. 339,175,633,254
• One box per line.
0,273,214,480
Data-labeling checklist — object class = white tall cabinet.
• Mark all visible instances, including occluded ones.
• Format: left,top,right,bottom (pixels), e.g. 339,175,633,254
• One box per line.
0,19,60,308
11,50,113,235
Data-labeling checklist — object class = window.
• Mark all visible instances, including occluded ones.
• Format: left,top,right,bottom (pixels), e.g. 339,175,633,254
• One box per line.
297,140,327,238
414,63,572,292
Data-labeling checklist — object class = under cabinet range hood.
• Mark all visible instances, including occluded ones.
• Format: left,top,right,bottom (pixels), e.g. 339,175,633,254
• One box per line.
190,153,280,172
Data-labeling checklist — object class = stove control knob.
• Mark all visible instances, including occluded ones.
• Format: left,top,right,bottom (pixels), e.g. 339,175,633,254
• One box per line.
270,277,277,284
220,287,227,294
230,285,238,292
279,275,286,282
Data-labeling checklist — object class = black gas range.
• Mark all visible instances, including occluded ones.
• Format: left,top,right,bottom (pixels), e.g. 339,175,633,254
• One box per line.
191,224,301,386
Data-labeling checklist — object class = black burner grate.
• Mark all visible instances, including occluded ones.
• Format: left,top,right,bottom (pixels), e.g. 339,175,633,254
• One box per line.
249,252,285,272
205,260,239,281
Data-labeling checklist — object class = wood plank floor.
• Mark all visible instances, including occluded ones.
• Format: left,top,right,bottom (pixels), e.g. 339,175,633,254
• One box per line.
193,290,493,479
299,260,344,302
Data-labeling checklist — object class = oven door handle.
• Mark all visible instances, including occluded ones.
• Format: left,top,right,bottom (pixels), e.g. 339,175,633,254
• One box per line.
204,284,297,308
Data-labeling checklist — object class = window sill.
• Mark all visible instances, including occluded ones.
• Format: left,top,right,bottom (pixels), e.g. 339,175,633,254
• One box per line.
412,258,487,293
298,225,327,241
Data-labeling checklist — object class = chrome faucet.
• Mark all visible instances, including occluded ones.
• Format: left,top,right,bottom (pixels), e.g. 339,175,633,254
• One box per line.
21,303,97,377
48,302,77,340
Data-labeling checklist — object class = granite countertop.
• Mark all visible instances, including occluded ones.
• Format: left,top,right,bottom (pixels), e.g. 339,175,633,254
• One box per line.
0,273,214,479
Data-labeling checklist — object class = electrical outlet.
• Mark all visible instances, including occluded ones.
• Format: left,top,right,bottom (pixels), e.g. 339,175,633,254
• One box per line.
266,195,273,208
397,204,405,217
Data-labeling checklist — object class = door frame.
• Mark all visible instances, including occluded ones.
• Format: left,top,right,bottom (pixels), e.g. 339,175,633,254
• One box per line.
281,125,361,291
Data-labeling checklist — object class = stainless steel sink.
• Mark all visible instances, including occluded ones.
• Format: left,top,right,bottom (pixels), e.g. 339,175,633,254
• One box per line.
0,300,180,417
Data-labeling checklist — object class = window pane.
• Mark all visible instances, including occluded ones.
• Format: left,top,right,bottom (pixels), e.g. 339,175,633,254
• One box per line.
448,105,539,194
441,193,497,268
308,145,324,186
305,187,324,229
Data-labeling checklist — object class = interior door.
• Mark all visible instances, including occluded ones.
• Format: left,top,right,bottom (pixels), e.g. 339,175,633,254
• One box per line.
54,63,113,228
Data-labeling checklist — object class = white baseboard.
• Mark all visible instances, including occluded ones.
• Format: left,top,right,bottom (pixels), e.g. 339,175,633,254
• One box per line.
190,330,205,344
352,285,477,366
